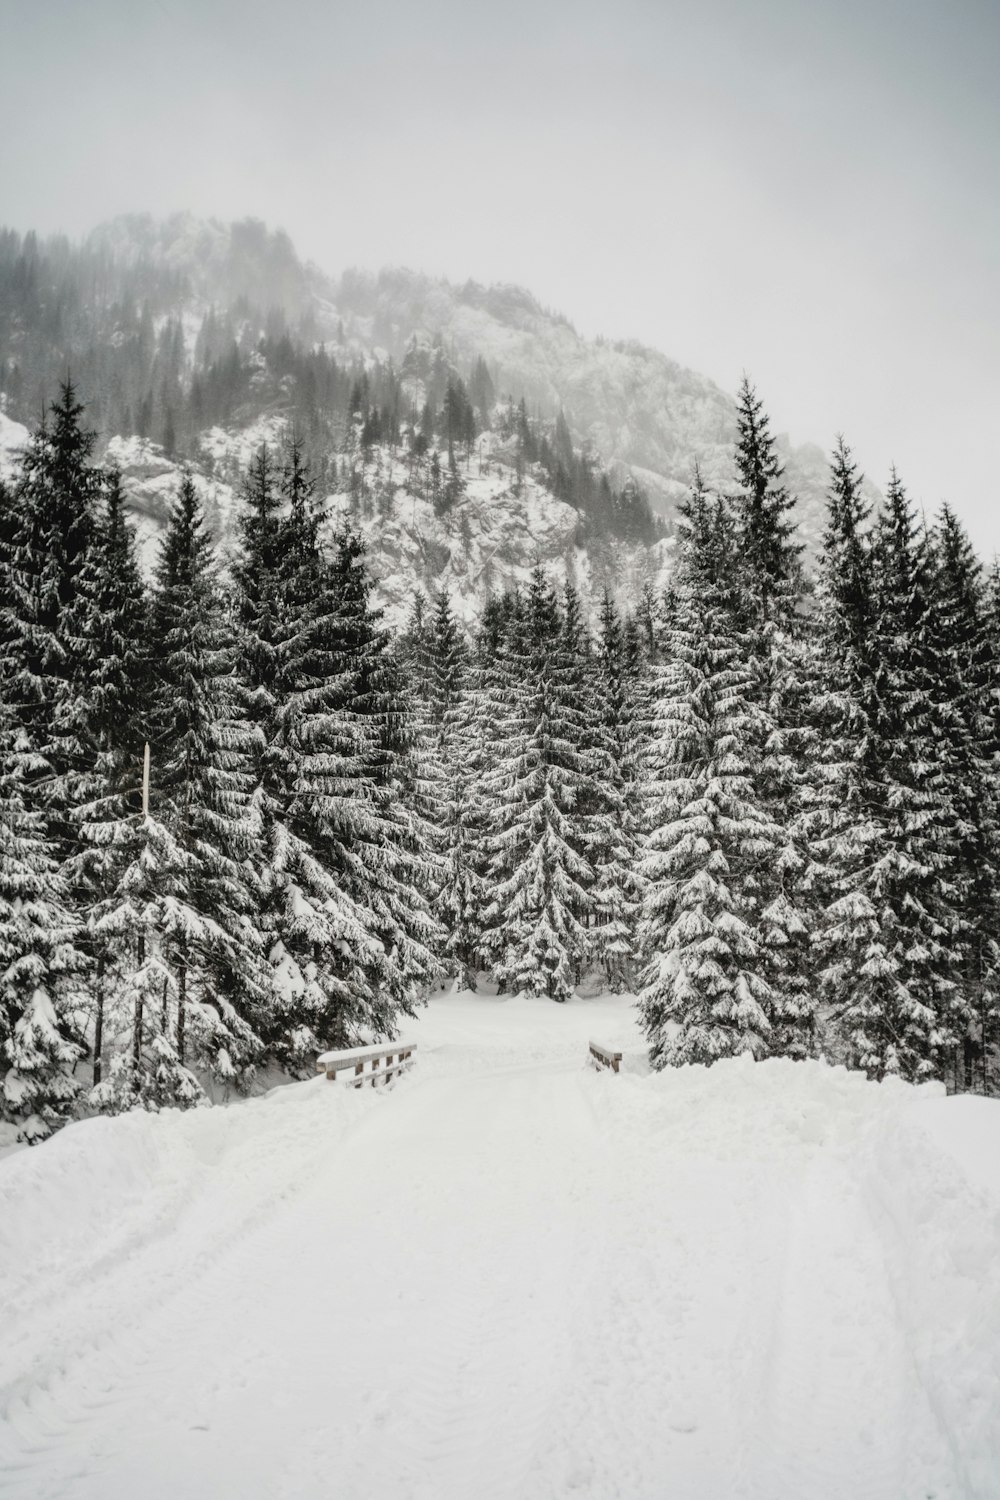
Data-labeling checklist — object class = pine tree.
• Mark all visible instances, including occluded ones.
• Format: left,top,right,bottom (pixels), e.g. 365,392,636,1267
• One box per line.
321,530,442,1006
0,709,85,1139
929,505,1000,1089
732,376,802,632
479,572,602,1001
424,590,482,986
234,447,439,1063
820,468,959,1081
2,382,104,857
80,469,149,770
730,384,813,1051
68,468,151,1090
638,482,784,1065
145,475,265,1087
86,476,264,1109
233,444,285,710
588,590,640,989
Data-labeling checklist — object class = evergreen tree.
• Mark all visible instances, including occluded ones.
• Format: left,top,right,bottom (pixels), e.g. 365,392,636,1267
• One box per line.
2,382,104,856
479,572,602,1001
929,505,1000,1089
591,591,643,989
145,474,265,1086
732,376,802,631
68,468,151,1089
731,385,813,1050
820,468,959,1081
85,476,263,1110
424,591,483,986
0,709,85,1139
80,468,149,770
638,482,785,1065
234,448,439,1062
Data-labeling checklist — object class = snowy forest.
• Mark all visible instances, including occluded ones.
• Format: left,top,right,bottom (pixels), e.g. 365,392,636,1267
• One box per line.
0,225,664,555
1,368,998,1145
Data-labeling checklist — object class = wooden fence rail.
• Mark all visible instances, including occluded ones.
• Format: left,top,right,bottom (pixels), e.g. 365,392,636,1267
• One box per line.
316,1043,417,1088
589,1040,623,1074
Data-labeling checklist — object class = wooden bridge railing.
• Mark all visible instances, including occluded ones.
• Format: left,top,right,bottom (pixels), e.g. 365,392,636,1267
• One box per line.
316,1042,417,1088
589,1039,623,1074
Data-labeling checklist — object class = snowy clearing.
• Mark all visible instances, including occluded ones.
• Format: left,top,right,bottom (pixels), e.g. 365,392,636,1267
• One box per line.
1,990,998,1500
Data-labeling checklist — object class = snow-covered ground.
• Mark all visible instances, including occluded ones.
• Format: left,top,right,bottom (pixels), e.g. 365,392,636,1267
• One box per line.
1,990,998,1499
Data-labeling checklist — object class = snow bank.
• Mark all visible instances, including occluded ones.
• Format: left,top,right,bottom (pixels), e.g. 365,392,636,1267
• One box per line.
0,1077,376,1321
870,1093,1000,1496
3,997,998,1499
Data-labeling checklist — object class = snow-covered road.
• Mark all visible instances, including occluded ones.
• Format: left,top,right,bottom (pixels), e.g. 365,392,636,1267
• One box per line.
1,992,998,1500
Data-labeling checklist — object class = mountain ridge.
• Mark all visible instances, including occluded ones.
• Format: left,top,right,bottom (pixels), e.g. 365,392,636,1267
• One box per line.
0,213,871,625
77,212,851,540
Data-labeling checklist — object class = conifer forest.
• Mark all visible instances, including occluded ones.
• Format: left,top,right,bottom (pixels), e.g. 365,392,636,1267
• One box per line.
2,365,998,1146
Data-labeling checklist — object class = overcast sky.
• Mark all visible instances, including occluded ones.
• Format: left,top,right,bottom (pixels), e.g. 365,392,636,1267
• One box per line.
3,0,998,549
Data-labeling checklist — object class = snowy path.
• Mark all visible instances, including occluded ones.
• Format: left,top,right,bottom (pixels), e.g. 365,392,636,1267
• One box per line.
1,993,998,1499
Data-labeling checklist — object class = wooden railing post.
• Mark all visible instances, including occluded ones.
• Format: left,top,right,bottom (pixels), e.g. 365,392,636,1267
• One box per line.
318,1042,418,1086
589,1040,623,1073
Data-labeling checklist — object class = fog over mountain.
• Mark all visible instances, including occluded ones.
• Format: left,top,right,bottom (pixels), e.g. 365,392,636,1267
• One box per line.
0,212,874,622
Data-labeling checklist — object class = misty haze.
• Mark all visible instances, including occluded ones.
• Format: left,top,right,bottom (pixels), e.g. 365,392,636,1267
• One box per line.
1,3,998,1498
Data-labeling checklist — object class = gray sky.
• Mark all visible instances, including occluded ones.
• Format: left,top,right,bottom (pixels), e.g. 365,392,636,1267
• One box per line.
3,0,998,550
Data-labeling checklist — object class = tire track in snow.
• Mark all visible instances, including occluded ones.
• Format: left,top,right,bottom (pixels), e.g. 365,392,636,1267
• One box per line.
0,1082,391,1496
0,1067,607,1500
758,1163,917,1500
0,1037,973,1500
278,1070,609,1500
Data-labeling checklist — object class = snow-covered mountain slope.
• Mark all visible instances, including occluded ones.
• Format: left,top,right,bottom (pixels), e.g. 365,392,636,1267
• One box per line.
2,396,666,628
330,266,845,539
83,215,864,546
88,212,313,322
102,419,290,576
1,991,996,1499
2,213,874,616
98,425,668,629
326,434,668,629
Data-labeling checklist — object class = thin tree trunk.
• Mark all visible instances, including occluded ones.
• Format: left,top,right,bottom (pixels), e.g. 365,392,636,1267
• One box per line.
133,932,145,1074
93,953,105,1087
177,963,187,1066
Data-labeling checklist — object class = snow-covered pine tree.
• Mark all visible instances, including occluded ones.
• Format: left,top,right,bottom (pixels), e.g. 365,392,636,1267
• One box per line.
479,571,602,1001
78,468,150,774
638,481,785,1065
820,466,960,1081
730,387,814,1053
590,590,641,990
0,707,86,1140
929,504,1000,1089
233,439,333,1068
141,474,266,1089
68,467,151,1090
286,524,441,1041
732,377,802,632
424,590,483,987
2,382,104,858
233,444,286,717
395,589,445,840
82,477,263,1110
235,444,439,1063
808,438,884,1063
